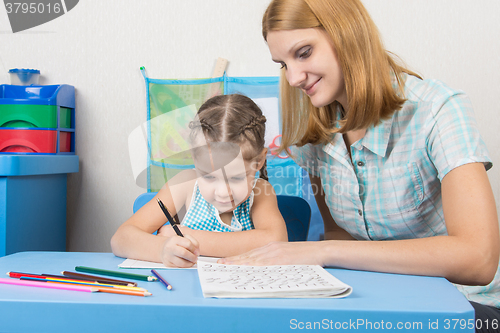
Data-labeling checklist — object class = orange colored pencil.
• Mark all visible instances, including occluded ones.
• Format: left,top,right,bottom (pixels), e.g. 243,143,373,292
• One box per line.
96,286,152,297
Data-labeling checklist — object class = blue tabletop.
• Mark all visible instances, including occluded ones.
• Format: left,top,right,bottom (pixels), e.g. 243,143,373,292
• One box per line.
0,252,473,333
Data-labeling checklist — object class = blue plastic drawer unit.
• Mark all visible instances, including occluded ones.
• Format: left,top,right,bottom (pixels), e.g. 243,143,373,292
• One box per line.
0,84,75,154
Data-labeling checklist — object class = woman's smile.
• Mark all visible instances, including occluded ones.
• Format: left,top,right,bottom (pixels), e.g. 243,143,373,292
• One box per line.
303,78,321,96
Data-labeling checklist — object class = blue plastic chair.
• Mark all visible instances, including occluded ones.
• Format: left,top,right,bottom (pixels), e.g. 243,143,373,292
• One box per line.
276,195,311,242
133,192,156,214
133,193,311,242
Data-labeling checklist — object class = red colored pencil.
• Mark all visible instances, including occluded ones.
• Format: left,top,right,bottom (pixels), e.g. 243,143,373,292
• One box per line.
7,271,43,279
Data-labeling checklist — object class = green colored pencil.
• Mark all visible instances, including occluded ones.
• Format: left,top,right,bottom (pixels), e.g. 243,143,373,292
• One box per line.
75,266,157,282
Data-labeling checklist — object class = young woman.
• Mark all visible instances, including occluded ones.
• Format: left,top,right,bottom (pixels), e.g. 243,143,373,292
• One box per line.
111,94,287,268
221,0,500,329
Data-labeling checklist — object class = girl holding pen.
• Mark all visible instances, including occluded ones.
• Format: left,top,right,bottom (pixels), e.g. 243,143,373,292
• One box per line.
111,94,288,268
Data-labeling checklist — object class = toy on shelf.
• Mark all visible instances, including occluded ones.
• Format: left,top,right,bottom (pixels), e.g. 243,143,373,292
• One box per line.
8,68,40,86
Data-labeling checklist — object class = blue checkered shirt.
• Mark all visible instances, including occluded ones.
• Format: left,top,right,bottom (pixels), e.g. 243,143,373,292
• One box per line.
181,181,255,232
293,74,499,308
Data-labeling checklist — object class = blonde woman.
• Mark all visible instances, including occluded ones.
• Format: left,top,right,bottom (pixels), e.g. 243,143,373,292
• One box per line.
222,0,500,329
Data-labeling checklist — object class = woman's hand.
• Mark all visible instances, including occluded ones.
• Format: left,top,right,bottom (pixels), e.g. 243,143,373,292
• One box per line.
161,234,200,268
218,241,324,266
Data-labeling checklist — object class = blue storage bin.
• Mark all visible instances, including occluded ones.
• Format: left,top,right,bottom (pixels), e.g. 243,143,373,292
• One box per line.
0,155,79,256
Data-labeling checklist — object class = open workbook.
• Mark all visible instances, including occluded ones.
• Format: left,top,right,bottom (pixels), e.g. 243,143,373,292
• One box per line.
118,257,219,269
196,259,353,298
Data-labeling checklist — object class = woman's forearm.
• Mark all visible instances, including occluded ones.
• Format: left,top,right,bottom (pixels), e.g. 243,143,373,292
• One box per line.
223,232,498,286
320,235,498,286
318,163,499,285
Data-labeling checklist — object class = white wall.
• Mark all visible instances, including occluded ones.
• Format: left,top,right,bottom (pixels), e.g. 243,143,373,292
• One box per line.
0,0,498,252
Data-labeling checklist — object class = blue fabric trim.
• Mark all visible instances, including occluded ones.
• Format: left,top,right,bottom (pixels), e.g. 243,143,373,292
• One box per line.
225,76,279,85
141,67,152,191
147,77,224,85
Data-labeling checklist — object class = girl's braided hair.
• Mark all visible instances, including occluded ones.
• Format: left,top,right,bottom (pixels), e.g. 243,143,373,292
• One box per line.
189,94,268,181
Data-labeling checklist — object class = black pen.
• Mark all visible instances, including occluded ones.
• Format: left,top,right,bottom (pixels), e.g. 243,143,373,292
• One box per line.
156,198,184,237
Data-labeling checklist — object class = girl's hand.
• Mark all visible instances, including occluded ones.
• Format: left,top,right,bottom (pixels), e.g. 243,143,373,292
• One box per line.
161,234,200,268
218,241,324,266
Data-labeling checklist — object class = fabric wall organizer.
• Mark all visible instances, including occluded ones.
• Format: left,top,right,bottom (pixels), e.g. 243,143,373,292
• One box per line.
139,67,323,240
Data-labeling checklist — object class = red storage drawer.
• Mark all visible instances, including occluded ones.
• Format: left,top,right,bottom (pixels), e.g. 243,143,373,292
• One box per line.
0,129,58,153
59,131,72,152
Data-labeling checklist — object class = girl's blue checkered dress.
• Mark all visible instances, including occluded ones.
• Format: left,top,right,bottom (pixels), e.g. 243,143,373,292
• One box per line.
181,182,255,232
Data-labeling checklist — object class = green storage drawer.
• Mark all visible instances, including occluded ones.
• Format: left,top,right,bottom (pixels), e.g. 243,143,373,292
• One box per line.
0,104,72,129
59,107,71,128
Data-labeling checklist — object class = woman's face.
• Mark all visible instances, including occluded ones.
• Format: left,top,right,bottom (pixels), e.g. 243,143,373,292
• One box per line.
267,28,347,109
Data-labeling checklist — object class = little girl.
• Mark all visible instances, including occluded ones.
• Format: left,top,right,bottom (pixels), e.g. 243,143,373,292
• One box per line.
111,94,288,267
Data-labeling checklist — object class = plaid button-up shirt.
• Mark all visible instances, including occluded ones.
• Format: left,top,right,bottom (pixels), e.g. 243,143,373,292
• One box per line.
293,74,499,307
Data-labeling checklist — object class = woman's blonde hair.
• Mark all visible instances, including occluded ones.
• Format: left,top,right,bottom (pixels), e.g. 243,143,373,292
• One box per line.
262,0,421,151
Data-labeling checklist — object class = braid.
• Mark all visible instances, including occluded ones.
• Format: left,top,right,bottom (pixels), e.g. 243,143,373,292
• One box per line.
238,115,267,136
199,119,214,133
237,115,268,181
189,119,214,134
259,158,269,182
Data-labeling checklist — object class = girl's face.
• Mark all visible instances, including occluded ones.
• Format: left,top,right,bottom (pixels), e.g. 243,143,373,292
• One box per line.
194,147,264,213
266,28,347,109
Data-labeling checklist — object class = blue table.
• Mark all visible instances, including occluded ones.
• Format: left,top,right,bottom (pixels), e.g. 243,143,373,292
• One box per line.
0,252,474,332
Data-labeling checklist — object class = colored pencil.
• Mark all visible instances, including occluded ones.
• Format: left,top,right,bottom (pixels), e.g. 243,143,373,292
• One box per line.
19,276,147,292
95,286,152,297
61,271,137,286
7,271,43,279
75,266,157,282
151,269,172,290
42,273,76,279
9,271,139,289
0,277,97,293
43,273,135,286
8,278,150,296
157,198,184,237
8,272,89,283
